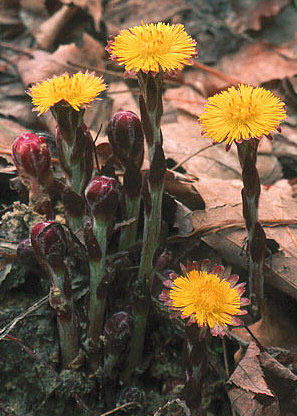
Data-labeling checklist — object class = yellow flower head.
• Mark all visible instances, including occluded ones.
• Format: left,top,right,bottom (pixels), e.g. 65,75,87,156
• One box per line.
29,72,107,115
159,260,249,337
106,21,197,73
199,84,286,145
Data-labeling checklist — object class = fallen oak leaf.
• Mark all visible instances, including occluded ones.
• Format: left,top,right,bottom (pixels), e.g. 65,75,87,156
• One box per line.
228,341,281,416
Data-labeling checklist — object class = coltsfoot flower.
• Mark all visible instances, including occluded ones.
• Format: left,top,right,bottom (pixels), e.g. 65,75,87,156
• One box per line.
159,260,250,337
106,21,197,73
199,84,286,146
29,72,106,114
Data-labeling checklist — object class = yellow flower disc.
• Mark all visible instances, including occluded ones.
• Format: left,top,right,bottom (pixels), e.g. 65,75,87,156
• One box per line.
169,270,241,328
29,72,107,114
199,84,286,145
108,22,197,73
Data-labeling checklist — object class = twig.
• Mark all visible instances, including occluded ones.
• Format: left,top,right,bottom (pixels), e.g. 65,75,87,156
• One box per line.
97,402,138,416
191,60,242,86
171,143,217,171
0,295,49,341
222,338,230,377
244,325,265,352
0,42,33,57
227,330,249,347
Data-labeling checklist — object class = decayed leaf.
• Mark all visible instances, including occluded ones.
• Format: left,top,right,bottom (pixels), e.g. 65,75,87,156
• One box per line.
0,81,36,129
191,177,297,299
34,5,78,50
228,0,291,33
219,42,297,86
184,40,297,96
108,81,139,116
163,85,206,118
17,32,105,86
61,0,102,31
103,0,190,34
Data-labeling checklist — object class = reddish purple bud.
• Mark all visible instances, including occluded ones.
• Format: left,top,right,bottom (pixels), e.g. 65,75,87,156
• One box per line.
107,111,144,169
85,176,119,219
156,249,172,271
104,312,133,348
103,312,134,377
31,221,66,267
12,133,51,181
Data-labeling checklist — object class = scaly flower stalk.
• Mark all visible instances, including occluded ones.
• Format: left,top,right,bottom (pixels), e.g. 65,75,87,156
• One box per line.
31,221,79,367
12,133,53,218
236,140,267,314
160,260,249,414
29,72,106,233
108,111,144,250
85,176,119,361
107,21,197,377
199,84,286,314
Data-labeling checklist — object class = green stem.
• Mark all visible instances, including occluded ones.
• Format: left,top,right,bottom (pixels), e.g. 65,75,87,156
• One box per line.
48,265,79,368
122,71,166,380
88,220,108,346
119,195,140,251
139,184,164,289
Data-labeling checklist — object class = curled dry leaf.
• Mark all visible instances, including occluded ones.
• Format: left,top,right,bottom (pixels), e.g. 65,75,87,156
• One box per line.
219,42,297,86
34,5,78,50
184,40,297,95
228,0,291,33
17,32,105,86
60,0,102,31
103,0,191,34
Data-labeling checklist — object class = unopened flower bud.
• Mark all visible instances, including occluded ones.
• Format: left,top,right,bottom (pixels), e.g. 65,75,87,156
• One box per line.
31,221,66,268
108,111,144,169
104,312,133,377
12,133,51,183
85,176,119,220
104,312,133,349
156,249,172,271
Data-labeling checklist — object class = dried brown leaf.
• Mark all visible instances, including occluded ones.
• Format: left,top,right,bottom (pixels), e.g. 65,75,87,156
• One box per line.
163,86,206,118
219,42,297,86
61,0,102,31
17,32,105,87
34,5,78,50
103,0,190,34
228,341,280,416
229,0,291,33
229,341,274,396
191,177,297,299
